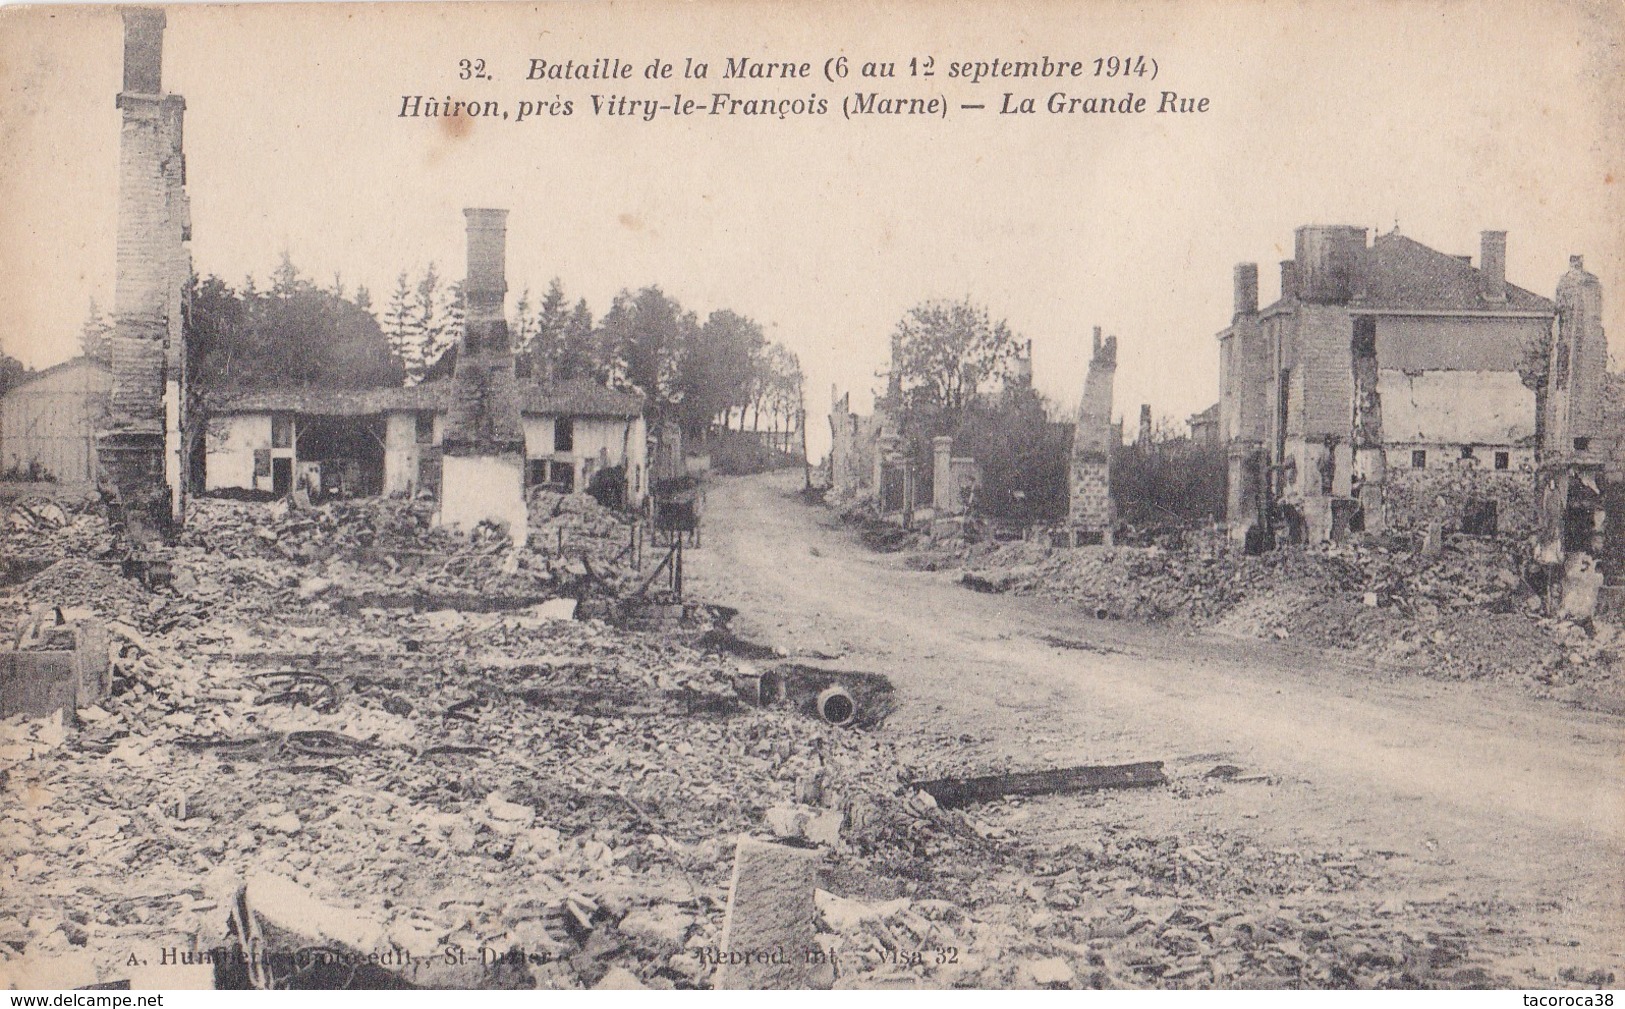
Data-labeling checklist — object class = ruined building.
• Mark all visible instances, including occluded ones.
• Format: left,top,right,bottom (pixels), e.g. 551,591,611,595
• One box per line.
1537,256,1621,589
439,209,529,540
827,386,883,500
1068,326,1117,544
98,8,192,527
1219,226,1560,545
201,378,646,503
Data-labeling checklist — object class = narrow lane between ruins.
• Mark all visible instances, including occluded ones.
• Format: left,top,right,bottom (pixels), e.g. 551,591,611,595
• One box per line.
687,470,1625,972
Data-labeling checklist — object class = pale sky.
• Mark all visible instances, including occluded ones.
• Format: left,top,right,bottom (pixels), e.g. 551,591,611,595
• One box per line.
2,0,1621,455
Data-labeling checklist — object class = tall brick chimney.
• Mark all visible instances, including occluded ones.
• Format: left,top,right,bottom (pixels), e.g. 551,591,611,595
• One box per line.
1293,225,1367,304
101,7,190,530
461,208,510,357
1234,263,1258,317
1280,260,1299,301
1480,230,1507,302
121,9,165,93
439,209,528,541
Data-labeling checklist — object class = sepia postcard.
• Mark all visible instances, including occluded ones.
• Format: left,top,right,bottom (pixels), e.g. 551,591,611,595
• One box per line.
0,0,1621,994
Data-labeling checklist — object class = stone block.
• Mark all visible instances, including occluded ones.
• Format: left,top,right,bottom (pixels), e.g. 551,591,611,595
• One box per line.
0,614,110,720
715,836,827,989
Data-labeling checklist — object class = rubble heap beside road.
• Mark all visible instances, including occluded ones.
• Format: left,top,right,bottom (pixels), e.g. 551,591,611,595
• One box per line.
917,532,1622,711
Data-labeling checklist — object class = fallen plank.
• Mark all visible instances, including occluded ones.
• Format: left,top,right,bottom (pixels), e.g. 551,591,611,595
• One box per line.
911,760,1166,808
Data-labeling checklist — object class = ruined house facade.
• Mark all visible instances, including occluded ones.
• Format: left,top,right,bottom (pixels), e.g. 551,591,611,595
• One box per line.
99,8,192,525
1219,226,1562,545
826,387,883,501
204,379,646,505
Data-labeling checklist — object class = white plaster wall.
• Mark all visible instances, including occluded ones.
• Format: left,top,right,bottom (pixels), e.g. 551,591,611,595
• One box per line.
519,414,646,503
440,453,527,544
522,416,557,459
204,414,272,492
1378,369,1535,446
383,412,418,497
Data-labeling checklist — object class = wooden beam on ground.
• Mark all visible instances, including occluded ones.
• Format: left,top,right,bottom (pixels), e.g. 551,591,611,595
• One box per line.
910,760,1167,809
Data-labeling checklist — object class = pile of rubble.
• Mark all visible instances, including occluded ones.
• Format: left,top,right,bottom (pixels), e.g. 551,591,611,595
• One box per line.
0,582,904,989
933,533,1622,709
168,493,638,614
1,595,1596,989
1,494,117,583
2,489,1613,989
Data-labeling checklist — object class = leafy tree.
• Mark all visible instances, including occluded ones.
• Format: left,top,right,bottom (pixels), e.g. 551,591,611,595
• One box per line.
186,257,403,393
884,297,1018,417
678,309,765,439
599,287,697,422
271,250,301,299
413,262,453,383
0,345,29,397
442,280,465,351
511,287,535,374
953,385,1072,524
760,343,804,444
530,278,569,379
876,297,1023,502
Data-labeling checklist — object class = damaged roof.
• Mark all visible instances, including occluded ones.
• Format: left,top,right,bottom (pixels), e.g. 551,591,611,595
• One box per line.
205,383,447,417
520,378,644,419
209,377,644,420
1349,232,1555,314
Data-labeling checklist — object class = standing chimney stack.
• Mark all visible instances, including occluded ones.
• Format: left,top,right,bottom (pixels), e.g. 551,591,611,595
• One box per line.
439,209,527,542
1280,260,1299,301
1480,230,1507,302
102,7,191,528
461,208,509,354
1234,263,1259,317
121,8,165,94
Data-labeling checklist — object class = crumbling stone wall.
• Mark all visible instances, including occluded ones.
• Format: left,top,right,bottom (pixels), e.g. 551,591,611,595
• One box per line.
1381,464,1537,538
1069,327,1117,539
827,388,880,500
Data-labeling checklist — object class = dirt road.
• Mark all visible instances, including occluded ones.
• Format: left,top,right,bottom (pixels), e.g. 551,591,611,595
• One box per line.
685,471,1625,978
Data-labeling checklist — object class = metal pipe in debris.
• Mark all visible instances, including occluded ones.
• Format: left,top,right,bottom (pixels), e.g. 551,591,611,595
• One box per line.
816,684,856,727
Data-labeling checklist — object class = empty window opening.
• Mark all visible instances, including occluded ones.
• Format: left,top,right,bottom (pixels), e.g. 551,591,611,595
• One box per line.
1411,450,1427,469
554,418,575,453
1494,451,1510,470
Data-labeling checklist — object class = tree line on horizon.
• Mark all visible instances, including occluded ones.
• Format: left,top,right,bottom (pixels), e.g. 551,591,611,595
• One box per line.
68,253,806,445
